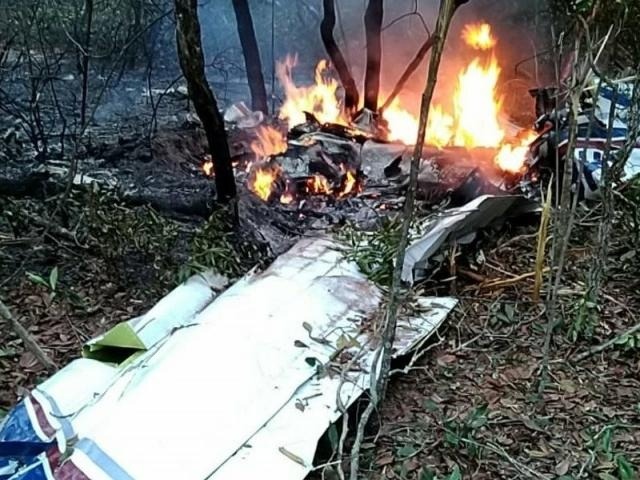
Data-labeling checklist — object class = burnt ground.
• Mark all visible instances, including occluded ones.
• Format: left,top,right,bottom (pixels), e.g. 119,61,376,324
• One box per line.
2,113,640,479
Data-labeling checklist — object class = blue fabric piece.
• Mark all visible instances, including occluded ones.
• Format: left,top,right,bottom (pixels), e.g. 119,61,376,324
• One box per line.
5,458,50,480
0,458,19,480
0,443,52,459
0,403,39,444
601,85,632,108
76,438,134,480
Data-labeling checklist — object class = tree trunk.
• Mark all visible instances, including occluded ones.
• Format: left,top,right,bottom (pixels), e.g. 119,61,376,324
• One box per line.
381,34,435,112
80,0,94,127
363,0,383,112
320,0,359,114
174,0,237,204
232,0,269,115
348,1,467,479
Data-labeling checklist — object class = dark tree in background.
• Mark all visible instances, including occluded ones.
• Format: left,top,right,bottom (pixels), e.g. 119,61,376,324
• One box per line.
232,0,268,115
364,0,383,112
175,0,237,203
321,0,359,114
80,0,94,127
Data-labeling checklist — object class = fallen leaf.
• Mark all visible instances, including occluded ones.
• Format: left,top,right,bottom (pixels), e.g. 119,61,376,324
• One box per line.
437,354,457,366
555,457,571,476
278,447,306,467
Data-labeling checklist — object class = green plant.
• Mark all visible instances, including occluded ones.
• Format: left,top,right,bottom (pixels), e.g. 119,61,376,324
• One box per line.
26,267,59,299
569,295,598,342
443,405,488,459
179,208,265,281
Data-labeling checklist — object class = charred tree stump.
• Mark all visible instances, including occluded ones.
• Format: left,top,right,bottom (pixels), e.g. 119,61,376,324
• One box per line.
321,0,359,114
364,0,384,112
175,0,237,204
232,0,269,115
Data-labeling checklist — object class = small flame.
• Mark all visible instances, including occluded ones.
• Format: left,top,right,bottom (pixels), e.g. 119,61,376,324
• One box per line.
277,55,348,129
495,131,537,174
306,174,333,195
202,158,214,177
462,23,497,50
250,164,281,201
280,191,295,204
338,169,359,198
251,125,288,158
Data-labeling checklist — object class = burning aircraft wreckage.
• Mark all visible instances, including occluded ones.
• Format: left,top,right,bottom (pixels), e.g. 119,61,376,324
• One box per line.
2,23,640,480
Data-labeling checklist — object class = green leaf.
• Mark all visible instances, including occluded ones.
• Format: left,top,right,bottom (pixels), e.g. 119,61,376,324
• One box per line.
600,427,614,456
26,272,49,289
0,347,17,358
49,267,58,290
397,444,418,458
448,464,462,480
445,430,459,447
423,398,440,413
420,468,437,480
616,454,635,480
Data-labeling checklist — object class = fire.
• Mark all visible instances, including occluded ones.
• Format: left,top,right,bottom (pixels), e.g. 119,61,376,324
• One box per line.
249,164,281,201
251,125,287,158
202,157,214,177
277,55,348,129
339,169,358,197
306,174,333,195
496,131,537,174
453,56,504,148
462,23,497,50
271,22,531,180
280,191,294,204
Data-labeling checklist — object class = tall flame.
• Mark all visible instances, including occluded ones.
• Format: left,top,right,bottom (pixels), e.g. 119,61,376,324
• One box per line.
462,23,497,50
277,55,348,129
453,56,504,148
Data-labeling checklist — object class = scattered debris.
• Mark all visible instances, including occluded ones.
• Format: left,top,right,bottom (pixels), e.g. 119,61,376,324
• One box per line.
0,238,456,479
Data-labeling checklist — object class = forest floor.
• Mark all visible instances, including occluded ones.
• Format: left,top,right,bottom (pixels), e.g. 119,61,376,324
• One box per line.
2,125,639,479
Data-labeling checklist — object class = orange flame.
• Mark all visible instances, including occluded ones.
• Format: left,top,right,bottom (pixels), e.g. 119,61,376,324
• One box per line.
453,56,504,148
250,164,281,201
496,131,537,174
462,23,497,50
280,191,295,204
277,55,348,129
274,22,530,176
306,174,333,195
338,169,359,198
251,125,287,158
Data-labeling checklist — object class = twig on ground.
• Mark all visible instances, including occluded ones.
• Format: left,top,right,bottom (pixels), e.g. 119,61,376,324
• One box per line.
0,299,57,372
478,268,551,290
573,322,640,362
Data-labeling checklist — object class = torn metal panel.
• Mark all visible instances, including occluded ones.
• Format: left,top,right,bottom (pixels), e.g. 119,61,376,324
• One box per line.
402,195,533,284
212,297,457,479
84,271,228,361
1,238,456,480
